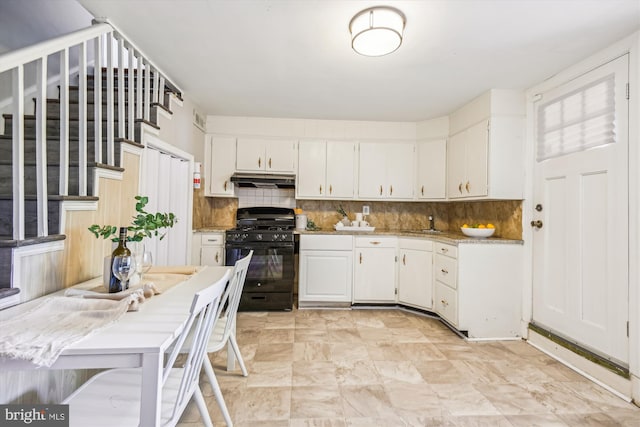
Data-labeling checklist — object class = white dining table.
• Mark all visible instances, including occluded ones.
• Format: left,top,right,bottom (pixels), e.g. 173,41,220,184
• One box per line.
0,265,231,427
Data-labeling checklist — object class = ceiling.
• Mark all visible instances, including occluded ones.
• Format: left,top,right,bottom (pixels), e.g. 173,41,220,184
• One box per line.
76,0,640,122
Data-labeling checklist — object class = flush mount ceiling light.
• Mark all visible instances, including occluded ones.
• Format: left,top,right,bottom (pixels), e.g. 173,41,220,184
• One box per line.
349,6,406,57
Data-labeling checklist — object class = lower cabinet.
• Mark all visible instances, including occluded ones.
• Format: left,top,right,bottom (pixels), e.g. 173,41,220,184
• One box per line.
192,232,225,266
353,237,397,303
297,233,522,339
434,242,523,338
398,238,433,310
299,235,353,304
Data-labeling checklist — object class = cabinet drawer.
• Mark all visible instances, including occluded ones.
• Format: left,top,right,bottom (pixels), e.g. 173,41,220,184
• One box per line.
435,281,458,326
300,234,352,251
201,233,224,246
435,254,457,289
399,238,432,251
355,236,397,248
434,242,457,258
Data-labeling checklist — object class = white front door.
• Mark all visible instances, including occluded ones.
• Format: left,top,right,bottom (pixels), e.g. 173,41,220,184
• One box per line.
531,55,629,365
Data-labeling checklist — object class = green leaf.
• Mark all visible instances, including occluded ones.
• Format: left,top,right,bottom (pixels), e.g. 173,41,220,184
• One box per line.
86,195,176,243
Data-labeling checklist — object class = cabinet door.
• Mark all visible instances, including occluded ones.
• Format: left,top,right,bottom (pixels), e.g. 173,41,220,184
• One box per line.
447,131,467,198
417,139,446,199
297,140,326,197
236,138,265,171
358,143,387,199
299,250,353,302
201,246,224,266
398,248,433,309
208,136,236,196
353,247,397,302
464,120,489,197
326,141,356,198
435,281,458,326
266,139,296,172
385,143,415,199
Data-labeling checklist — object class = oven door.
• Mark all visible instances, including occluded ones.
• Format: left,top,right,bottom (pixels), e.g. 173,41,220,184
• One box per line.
225,242,295,293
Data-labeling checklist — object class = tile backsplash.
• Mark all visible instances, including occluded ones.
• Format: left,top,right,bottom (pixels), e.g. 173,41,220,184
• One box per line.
236,188,296,209
192,179,522,239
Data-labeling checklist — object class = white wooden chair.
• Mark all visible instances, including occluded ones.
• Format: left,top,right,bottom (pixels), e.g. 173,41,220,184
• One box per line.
63,269,231,427
198,251,252,427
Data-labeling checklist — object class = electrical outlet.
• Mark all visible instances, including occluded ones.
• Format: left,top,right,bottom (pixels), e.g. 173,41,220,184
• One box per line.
362,205,370,215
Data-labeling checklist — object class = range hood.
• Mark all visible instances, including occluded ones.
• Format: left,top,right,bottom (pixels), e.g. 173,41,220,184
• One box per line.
230,173,296,189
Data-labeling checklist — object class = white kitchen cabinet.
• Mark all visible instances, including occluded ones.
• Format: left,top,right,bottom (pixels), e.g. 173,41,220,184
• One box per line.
353,236,397,303
447,120,489,198
447,89,525,200
205,135,236,197
297,140,356,199
358,142,414,200
299,235,353,305
236,137,296,173
398,238,433,310
416,139,447,199
434,241,523,339
192,232,225,266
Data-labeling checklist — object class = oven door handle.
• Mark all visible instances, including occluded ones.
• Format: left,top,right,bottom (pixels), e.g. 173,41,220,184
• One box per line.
225,243,294,250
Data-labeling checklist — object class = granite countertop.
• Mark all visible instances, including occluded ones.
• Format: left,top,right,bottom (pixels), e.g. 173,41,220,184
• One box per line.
193,227,229,233
193,227,523,245
294,228,523,245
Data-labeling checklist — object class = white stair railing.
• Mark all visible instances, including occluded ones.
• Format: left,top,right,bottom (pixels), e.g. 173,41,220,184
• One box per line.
0,21,181,240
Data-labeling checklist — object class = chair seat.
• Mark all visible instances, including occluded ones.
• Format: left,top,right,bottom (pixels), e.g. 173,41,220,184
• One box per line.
207,314,227,352
64,367,190,427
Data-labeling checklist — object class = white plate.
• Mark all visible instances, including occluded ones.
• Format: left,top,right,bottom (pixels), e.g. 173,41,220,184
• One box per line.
460,227,495,238
334,225,375,232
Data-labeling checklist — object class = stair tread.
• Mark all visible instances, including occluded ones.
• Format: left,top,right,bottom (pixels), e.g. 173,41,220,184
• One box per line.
0,234,66,248
0,194,99,201
0,160,124,171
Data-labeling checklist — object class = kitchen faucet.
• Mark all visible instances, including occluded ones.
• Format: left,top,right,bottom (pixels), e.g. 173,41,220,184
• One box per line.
428,215,435,231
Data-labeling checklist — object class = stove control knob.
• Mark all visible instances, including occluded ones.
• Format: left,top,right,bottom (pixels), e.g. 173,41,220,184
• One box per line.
273,234,279,241
242,233,248,240
257,234,263,241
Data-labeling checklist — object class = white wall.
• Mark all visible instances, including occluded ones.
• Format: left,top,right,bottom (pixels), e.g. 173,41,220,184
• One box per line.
206,115,417,141
416,116,449,140
158,96,206,162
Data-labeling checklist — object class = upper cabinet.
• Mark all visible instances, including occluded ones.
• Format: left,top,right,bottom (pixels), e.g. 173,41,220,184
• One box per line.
297,140,356,199
236,137,296,173
205,135,236,197
416,139,446,199
447,89,525,200
358,142,415,200
447,120,489,198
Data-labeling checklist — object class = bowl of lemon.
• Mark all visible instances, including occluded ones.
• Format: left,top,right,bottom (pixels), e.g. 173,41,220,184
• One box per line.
461,223,495,238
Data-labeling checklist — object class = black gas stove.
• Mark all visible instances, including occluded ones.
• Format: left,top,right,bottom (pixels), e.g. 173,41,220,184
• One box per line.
225,207,295,311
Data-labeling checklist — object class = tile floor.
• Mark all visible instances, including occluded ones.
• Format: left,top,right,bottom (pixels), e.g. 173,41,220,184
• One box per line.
177,308,640,426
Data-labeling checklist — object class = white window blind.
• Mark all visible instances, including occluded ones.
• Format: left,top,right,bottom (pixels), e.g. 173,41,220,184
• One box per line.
536,74,616,161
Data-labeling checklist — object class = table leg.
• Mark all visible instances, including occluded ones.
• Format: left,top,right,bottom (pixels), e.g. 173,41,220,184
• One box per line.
140,351,163,427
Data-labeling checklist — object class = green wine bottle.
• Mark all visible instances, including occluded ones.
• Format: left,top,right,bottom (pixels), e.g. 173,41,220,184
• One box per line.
108,227,131,293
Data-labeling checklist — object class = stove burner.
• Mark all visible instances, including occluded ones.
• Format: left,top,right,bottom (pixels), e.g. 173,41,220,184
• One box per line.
268,226,290,231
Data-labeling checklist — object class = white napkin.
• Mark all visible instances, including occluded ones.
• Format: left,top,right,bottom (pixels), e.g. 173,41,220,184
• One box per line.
64,283,161,311
0,296,134,367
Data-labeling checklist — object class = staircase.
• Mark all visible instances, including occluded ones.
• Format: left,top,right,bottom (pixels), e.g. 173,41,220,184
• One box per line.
0,21,181,303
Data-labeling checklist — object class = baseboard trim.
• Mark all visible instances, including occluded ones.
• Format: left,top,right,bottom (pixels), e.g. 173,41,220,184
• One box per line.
528,328,632,401
528,323,628,378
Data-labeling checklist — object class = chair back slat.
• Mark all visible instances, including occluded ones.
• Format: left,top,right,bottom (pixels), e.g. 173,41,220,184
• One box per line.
165,269,230,423
219,251,253,341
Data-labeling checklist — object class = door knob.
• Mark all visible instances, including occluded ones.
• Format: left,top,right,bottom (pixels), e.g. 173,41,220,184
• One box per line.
530,220,543,229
